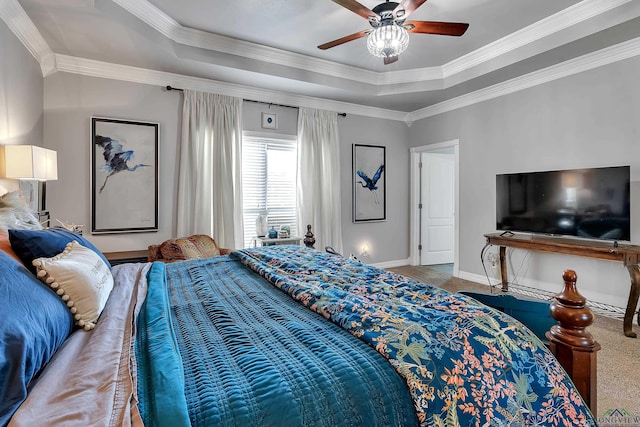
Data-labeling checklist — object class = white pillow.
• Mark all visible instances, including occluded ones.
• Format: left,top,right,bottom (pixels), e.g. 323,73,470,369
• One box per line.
33,241,114,331
0,190,42,232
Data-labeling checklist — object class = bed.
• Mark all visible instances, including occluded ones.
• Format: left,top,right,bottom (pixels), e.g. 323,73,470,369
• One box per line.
1,227,598,426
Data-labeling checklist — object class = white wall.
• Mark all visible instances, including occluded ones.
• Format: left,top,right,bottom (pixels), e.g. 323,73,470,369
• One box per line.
408,55,640,309
0,19,43,194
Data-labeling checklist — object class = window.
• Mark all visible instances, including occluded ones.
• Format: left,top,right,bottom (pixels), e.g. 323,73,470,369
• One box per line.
241,135,298,248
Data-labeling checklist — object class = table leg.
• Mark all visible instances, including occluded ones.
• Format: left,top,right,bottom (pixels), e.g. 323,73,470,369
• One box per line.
624,264,640,338
499,246,508,292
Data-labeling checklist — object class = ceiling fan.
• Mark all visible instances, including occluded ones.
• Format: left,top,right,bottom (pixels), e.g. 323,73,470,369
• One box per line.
318,0,469,65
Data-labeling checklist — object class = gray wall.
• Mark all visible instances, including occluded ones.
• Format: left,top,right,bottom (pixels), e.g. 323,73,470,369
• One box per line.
243,103,411,263
44,73,181,251
339,114,410,264
6,9,636,306
0,19,43,193
44,73,410,263
408,55,640,308
242,101,298,135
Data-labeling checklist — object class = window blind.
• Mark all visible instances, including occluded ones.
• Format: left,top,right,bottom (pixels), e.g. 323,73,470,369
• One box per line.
242,136,298,247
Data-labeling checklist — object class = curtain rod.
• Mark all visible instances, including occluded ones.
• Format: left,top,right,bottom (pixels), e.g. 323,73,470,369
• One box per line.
165,86,347,117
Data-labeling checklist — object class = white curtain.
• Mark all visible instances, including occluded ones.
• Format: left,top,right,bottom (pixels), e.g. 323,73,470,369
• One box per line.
296,107,343,254
176,90,243,249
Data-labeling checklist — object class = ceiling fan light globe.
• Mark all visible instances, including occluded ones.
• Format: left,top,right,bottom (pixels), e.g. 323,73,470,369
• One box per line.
367,24,409,58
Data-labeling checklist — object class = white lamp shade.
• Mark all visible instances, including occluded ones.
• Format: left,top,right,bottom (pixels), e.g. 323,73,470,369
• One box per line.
3,145,58,181
44,148,58,180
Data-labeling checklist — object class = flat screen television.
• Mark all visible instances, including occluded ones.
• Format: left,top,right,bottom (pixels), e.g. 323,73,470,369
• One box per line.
496,166,630,241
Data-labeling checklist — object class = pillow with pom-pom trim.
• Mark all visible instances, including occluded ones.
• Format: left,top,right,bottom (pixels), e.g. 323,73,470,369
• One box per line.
32,241,114,331
9,227,110,274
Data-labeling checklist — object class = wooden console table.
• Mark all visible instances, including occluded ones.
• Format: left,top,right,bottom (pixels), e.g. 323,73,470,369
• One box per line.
484,233,640,338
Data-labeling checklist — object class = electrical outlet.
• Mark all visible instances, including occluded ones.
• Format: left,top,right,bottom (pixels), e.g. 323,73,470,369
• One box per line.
486,252,500,278
360,244,369,258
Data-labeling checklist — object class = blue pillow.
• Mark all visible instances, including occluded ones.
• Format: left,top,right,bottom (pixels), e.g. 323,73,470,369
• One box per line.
9,227,111,274
0,251,74,424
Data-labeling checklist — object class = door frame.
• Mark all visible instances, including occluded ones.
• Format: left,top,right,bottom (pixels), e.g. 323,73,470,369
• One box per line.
409,140,459,276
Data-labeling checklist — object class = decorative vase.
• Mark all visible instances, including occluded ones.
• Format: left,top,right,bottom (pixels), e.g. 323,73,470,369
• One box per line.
255,213,268,237
304,224,315,248
268,226,278,239
279,225,290,238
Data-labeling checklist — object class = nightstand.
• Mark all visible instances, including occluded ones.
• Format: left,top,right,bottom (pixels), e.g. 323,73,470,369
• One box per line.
253,236,302,247
103,250,148,266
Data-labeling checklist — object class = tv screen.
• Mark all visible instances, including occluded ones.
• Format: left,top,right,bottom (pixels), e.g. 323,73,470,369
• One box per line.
496,166,630,241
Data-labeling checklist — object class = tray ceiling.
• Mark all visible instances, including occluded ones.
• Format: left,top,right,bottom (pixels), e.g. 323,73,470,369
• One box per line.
6,0,640,118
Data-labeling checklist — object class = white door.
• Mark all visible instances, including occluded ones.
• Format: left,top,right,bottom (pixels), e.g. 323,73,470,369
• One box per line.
420,152,455,265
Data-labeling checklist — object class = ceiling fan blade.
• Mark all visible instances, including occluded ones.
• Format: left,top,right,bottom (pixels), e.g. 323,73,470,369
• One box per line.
318,29,370,50
406,21,469,36
394,0,429,18
330,0,379,21
384,55,399,65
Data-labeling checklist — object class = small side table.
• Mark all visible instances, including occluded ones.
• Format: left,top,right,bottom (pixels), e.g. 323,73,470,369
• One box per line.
254,236,302,247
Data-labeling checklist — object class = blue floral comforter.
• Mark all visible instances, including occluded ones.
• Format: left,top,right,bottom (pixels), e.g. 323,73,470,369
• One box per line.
234,245,597,426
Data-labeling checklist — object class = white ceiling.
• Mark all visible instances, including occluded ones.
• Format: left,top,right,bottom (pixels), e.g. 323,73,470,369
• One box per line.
7,0,640,116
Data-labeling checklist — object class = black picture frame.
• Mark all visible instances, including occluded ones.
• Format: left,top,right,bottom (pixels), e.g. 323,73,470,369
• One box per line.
91,117,159,234
353,144,386,222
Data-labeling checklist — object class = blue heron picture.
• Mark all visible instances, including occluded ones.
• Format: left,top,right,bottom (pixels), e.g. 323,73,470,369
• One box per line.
353,144,386,222
91,117,158,234
356,165,384,204
95,135,149,193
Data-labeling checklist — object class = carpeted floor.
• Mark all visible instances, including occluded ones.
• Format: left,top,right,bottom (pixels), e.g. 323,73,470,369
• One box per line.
388,265,640,422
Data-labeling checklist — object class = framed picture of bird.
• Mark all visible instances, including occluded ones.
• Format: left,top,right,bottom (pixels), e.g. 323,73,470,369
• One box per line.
353,144,386,222
91,117,159,234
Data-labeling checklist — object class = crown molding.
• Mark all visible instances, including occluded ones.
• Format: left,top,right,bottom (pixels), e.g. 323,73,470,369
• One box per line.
178,27,388,85
110,0,179,39
53,54,409,123
4,0,640,125
442,0,634,79
5,0,638,93
52,34,640,126
407,36,640,122
111,0,637,90
0,0,55,76
112,0,383,86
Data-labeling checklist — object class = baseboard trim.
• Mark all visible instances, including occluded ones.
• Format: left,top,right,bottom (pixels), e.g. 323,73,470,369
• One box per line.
457,271,500,286
372,258,411,269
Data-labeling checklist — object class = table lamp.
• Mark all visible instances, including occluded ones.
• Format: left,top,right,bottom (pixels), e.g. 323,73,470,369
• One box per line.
1,145,58,222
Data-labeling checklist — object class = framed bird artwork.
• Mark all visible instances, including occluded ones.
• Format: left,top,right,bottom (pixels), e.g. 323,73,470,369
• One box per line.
353,144,386,222
91,117,159,234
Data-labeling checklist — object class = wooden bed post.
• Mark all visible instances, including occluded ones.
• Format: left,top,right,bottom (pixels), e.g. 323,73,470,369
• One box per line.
546,269,600,415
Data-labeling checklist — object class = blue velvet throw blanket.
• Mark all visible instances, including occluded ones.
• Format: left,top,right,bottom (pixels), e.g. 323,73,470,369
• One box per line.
234,246,597,426
136,256,417,426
